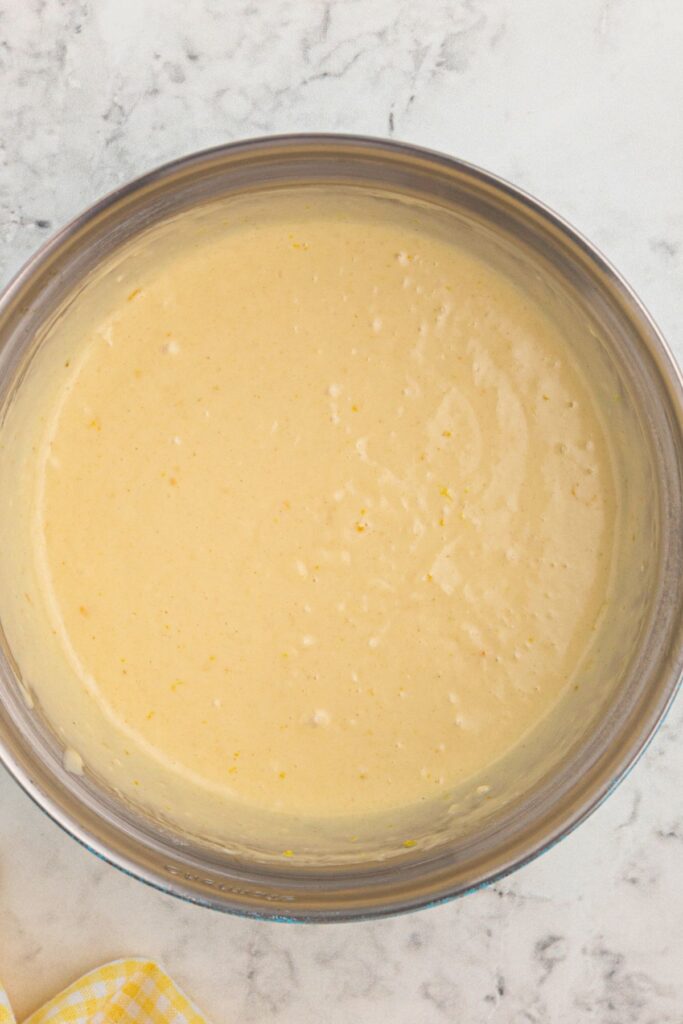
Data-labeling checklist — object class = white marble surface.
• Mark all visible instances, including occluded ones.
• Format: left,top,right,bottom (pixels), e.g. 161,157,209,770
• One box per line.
1,0,682,1020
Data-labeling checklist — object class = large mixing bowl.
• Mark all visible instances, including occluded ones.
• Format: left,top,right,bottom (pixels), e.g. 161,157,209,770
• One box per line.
0,135,681,921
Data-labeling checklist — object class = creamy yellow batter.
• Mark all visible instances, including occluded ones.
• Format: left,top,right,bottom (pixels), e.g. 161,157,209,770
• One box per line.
0,191,619,847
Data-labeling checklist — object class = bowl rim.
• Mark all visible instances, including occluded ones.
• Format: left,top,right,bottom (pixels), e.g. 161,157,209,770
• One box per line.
0,132,681,921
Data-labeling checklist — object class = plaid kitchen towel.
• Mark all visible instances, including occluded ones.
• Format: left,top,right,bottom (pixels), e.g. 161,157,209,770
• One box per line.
0,959,206,1024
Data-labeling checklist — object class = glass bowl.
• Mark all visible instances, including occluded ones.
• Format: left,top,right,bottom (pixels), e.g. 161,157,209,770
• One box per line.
0,135,681,921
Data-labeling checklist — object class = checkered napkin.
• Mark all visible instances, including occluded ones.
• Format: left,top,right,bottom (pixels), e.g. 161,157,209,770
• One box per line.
0,959,206,1024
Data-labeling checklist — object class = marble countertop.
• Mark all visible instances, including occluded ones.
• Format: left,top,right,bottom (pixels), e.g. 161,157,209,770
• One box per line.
1,1,682,1020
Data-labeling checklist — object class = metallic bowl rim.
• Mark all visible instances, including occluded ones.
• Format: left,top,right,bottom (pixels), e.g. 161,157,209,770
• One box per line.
0,132,681,921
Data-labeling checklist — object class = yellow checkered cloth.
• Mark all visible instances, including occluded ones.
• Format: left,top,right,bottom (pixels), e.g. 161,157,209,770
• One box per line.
0,959,206,1024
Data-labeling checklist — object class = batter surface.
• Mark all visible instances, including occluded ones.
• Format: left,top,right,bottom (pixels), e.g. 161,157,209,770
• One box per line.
0,191,616,838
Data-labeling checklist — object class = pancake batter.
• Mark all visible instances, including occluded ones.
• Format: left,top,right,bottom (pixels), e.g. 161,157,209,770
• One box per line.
0,191,617,844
